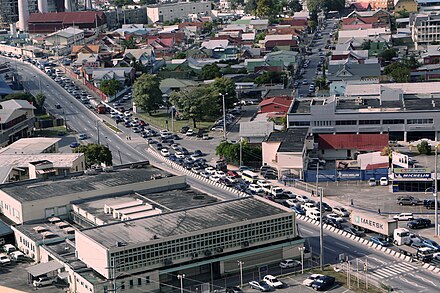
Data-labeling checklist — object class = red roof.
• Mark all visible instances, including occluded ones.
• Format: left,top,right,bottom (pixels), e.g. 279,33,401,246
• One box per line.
318,134,389,151
259,97,293,107
365,162,389,170
352,2,371,10
29,11,104,24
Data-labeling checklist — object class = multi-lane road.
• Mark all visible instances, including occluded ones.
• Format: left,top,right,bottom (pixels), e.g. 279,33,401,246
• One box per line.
14,59,440,292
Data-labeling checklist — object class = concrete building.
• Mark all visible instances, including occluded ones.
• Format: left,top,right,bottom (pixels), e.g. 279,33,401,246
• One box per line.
287,91,440,142
44,26,85,47
147,1,212,23
410,12,440,49
0,99,36,147
104,7,148,29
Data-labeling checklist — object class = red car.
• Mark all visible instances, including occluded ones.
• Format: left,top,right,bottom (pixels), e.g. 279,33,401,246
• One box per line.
227,170,240,178
139,120,149,126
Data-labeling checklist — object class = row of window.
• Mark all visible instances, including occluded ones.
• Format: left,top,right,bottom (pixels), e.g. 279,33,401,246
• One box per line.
292,118,434,127
110,216,294,273
103,277,150,292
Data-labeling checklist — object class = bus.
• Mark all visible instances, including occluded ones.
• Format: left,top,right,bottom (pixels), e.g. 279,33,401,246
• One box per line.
241,170,259,184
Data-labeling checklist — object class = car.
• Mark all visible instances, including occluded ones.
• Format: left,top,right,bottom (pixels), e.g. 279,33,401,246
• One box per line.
407,218,431,229
394,213,414,221
422,239,440,251
311,275,336,291
370,236,390,247
209,175,222,182
124,111,132,117
279,259,301,269
296,194,310,203
33,276,56,287
193,149,203,157
205,166,216,174
380,177,389,186
215,170,226,178
263,275,283,289
175,151,185,159
70,142,80,148
0,253,11,265
171,143,180,150
303,274,324,286
302,79,309,85
227,170,240,178
343,226,365,237
132,127,142,133
423,199,440,209
333,206,350,217
160,148,170,157
291,205,306,215
249,184,264,193
368,177,377,186
285,199,298,207
226,287,243,293
398,196,423,206
78,133,87,140
180,126,190,133
315,201,332,212
248,280,270,292
9,251,26,262
323,218,342,229
282,190,296,198
326,213,345,222
186,129,194,136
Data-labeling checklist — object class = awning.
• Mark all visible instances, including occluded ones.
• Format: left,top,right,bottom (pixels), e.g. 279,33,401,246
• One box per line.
26,260,63,277
58,271,69,279
36,168,56,174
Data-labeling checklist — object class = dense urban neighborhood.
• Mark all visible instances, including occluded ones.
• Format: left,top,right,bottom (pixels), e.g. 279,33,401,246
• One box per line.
0,0,440,292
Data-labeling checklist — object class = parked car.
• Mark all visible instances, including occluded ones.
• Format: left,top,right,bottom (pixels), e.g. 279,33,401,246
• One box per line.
78,133,87,140
291,205,306,215
398,196,423,206
279,259,301,269
160,148,170,157
394,213,414,221
333,206,350,217
70,142,80,148
33,276,56,287
368,178,377,186
315,201,332,212
370,237,390,247
226,286,243,293
186,129,194,136
263,275,283,289
0,253,11,265
422,239,440,251
326,213,345,222
248,280,270,292
343,227,365,237
311,275,336,291
407,218,431,229
9,251,26,262
296,194,310,203
303,274,324,286
323,218,342,229
424,199,440,209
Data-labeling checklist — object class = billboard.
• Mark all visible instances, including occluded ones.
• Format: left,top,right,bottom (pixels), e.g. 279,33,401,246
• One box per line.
336,160,360,170
393,168,431,179
392,152,409,168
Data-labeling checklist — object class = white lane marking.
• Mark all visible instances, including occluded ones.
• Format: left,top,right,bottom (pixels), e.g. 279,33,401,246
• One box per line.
300,227,314,234
324,246,337,253
398,275,426,289
411,274,437,287
334,241,351,249
367,256,388,265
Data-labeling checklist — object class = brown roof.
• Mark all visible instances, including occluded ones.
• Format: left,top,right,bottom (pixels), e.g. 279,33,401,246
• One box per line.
318,134,389,151
29,11,105,24
71,45,101,54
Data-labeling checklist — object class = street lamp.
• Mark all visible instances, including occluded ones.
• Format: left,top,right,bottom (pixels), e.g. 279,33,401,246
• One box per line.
298,246,305,274
219,93,228,140
237,260,244,288
177,274,185,293
435,145,439,236
316,162,324,271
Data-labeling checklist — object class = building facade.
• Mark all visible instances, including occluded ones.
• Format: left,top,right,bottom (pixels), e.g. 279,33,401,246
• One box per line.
147,1,212,23
411,13,440,50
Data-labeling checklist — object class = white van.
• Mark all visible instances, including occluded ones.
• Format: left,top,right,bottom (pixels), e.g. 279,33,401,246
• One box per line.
306,209,321,221
380,177,389,186
3,244,16,254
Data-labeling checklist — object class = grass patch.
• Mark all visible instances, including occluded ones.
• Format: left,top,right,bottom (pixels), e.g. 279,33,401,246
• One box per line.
103,121,122,133
139,111,214,132
36,114,51,120
33,126,69,137
309,266,386,293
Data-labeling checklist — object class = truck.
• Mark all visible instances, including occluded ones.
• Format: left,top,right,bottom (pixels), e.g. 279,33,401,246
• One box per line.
89,99,106,114
398,246,434,263
393,228,411,245
350,210,398,237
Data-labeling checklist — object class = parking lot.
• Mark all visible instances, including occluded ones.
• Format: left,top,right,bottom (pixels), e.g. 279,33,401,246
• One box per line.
0,262,64,293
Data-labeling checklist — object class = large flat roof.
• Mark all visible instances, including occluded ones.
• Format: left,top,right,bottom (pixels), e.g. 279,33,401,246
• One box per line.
0,137,61,155
80,197,290,249
0,162,169,202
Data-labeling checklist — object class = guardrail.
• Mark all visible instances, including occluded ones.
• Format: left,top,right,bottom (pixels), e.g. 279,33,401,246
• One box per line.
146,147,249,198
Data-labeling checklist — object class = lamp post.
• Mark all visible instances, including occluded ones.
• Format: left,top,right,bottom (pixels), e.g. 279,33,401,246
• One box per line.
96,120,100,145
239,137,243,167
317,162,324,270
219,93,228,140
237,260,244,288
298,246,305,274
435,145,439,236
177,274,185,293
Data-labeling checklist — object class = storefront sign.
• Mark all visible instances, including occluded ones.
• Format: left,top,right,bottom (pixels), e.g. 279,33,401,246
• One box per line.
394,168,430,174
394,173,431,179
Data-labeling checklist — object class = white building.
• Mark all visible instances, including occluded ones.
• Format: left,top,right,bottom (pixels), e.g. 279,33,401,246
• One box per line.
146,1,212,23
44,27,85,47
410,12,440,49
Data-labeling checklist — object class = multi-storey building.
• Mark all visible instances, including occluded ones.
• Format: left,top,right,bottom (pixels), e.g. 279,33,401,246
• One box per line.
410,12,440,50
146,1,212,23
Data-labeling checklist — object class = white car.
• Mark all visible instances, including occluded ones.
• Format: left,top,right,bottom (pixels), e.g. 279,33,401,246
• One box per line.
186,129,194,136
263,275,283,289
279,259,300,269
175,151,185,159
199,171,210,178
160,148,170,157
380,177,389,186
326,213,345,222
285,199,298,206
333,206,350,217
434,252,440,260
33,276,56,287
249,184,264,193
0,253,11,265
302,202,317,211
205,166,216,174
296,194,310,203
394,213,414,221
303,274,324,287
124,111,132,117
209,175,221,182
257,180,270,187
9,251,25,261
215,170,226,178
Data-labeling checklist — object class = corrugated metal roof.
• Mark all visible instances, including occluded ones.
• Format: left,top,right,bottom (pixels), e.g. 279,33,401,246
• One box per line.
319,134,389,151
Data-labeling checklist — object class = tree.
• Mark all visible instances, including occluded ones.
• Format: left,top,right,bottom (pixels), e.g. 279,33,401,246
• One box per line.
34,93,46,114
202,21,214,33
289,0,302,12
215,141,262,165
210,77,237,109
121,37,136,49
417,141,432,155
256,0,271,17
378,48,397,62
100,79,122,98
169,86,216,128
175,51,186,59
133,74,163,115
73,144,113,167
384,62,410,82
255,32,266,42
255,71,286,85
361,40,371,50
199,63,221,80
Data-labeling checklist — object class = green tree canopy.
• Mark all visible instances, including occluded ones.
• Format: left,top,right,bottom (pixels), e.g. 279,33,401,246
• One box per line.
378,48,397,62
417,141,432,155
215,141,262,165
175,51,187,59
73,144,113,167
121,37,136,49
255,71,286,85
384,62,411,82
100,79,122,98
199,63,221,80
211,77,238,109
133,74,163,115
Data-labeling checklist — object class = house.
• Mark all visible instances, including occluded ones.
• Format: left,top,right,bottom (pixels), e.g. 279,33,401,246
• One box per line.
258,96,294,114
0,99,36,146
422,45,440,64
327,63,381,95
74,53,101,67
364,0,394,9
44,27,85,47
394,0,418,13
245,50,300,73
368,40,391,56
262,128,313,178
159,78,198,96
83,67,135,87
239,121,274,144
330,50,369,63
337,28,391,46
123,48,157,72
70,44,101,59
349,2,372,11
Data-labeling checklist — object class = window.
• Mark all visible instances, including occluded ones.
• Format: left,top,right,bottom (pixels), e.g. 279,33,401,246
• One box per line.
121,281,125,290
336,120,357,125
407,118,433,124
292,121,310,126
138,278,142,286
129,280,133,288
145,276,150,284
383,119,404,124
359,120,380,125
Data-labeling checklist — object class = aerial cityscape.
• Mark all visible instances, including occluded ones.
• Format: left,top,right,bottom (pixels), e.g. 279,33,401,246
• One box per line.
0,0,439,292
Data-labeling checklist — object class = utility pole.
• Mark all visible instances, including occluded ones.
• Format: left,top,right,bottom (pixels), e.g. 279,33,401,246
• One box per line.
239,137,243,167
219,93,227,140
96,120,100,144
435,146,438,236
299,246,305,274
177,274,185,293
317,162,323,270
171,106,175,133
238,260,244,288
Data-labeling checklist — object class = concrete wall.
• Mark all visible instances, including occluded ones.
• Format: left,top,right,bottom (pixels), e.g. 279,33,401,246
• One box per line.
147,1,212,23
262,141,281,167
12,226,40,260
0,190,24,224
75,231,108,278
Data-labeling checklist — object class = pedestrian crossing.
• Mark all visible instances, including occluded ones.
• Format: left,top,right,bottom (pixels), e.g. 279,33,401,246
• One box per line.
368,262,417,280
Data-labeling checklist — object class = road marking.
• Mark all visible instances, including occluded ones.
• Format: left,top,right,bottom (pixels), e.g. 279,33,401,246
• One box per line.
300,227,314,234
411,274,437,287
398,275,426,289
334,241,350,249
367,256,388,265
324,246,337,253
